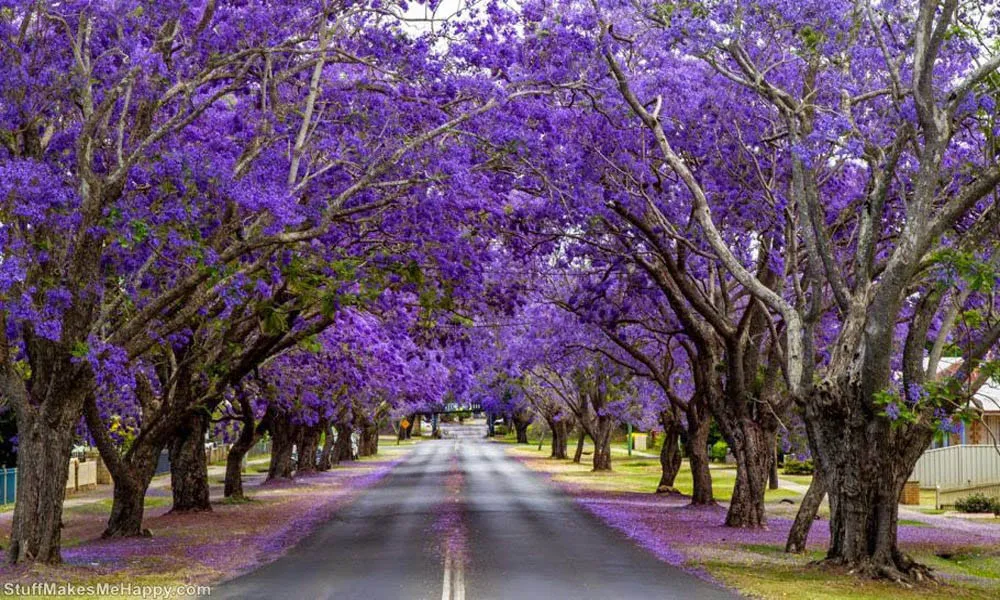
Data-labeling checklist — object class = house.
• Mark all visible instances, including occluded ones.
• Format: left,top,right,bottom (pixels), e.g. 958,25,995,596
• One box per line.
909,358,1000,506
933,357,1000,447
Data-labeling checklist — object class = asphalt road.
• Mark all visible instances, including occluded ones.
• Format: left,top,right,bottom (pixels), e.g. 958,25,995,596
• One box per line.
214,423,740,600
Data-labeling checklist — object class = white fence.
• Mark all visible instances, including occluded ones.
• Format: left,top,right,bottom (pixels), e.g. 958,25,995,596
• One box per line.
76,460,97,490
910,445,1000,488
937,482,1000,509
65,458,99,494
66,459,77,491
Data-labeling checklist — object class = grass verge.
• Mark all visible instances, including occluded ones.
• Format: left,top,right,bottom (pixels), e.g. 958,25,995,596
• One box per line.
499,439,1000,600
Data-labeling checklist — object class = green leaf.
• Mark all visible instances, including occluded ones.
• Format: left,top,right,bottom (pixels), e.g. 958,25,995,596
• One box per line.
70,341,90,359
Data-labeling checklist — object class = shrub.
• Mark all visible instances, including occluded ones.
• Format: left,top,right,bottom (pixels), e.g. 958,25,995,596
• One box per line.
709,440,729,463
954,493,999,514
783,458,815,475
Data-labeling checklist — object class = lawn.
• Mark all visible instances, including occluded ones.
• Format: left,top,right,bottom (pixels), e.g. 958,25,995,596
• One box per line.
705,550,1000,600
73,495,172,516
780,473,815,487
504,439,801,502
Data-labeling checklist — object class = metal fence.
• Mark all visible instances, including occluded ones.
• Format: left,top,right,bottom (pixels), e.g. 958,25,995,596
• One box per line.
910,444,1000,488
247,439,272,458
1,467,16,505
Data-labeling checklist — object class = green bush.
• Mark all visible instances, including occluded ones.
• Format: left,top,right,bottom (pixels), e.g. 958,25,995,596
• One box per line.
709,440,729,462
954,493,1000,514
783,458,815,475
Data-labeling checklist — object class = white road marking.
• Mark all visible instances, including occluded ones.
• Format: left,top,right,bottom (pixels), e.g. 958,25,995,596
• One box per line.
441,426,466,600
453,555,465,600
441,543,465,599
441,548,452,600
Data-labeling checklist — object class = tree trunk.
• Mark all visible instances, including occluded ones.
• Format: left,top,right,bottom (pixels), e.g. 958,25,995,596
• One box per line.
657,412,683,494
555,419,569,459
786,466,827,553
685,414,715,505
297,422,321,474
7,414,78,564
806,380,935,581
224,398,259,500
591,415,613,471
5,343,96,565
542,415,554,453
266,413,296,481
83,393,165,537
359,418,378,457
317,420,335,471
168,411,212,512
825,468,918,579
514,418,530,444
724,417,774,528
592,436,612,471
103,460,155,538
573,429,585,463
769,442,780,490
101,439,164,537
511,408,533,444
334,422,354,463
548,417,569,459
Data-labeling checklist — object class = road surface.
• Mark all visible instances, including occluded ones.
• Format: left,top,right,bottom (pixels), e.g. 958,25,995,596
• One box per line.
214,423,739,599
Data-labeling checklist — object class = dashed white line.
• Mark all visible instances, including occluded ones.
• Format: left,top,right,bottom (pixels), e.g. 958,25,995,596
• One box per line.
441,549,452,600
453,554,465,600
441,547,466,599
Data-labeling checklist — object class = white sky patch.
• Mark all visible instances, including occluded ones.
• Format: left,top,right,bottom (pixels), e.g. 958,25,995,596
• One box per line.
398,0,487,37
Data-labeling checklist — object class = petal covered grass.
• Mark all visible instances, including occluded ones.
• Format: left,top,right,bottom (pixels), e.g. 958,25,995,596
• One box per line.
0,442,415,595
504,442,1000,600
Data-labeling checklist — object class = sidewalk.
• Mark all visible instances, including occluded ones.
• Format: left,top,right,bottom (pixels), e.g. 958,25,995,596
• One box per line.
775,475,1000,537
0,457,271,521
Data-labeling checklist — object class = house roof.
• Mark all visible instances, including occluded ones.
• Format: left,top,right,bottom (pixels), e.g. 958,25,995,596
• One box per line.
936,357,1000,414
